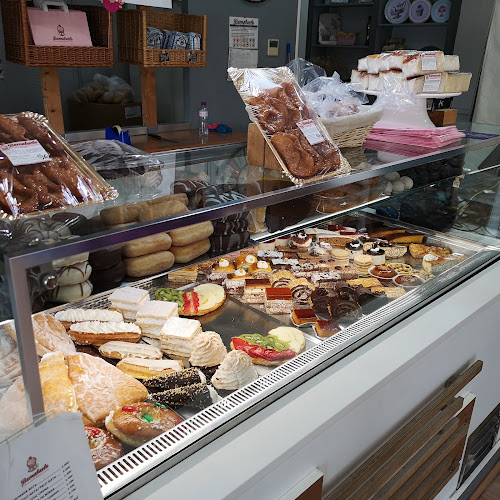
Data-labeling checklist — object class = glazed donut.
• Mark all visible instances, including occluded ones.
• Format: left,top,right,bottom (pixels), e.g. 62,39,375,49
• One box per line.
105,402,183,447
85,427,123,470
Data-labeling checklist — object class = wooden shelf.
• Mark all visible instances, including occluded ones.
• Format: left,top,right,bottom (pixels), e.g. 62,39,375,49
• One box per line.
314,2,373,7
312,44,370,49
378,23,448,27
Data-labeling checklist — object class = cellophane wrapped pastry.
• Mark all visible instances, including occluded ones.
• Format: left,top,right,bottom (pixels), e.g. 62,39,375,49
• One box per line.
0,112,117,219
228,66,350,184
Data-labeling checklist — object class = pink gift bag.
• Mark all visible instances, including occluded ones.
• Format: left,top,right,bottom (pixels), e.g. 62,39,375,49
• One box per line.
27,7,93,47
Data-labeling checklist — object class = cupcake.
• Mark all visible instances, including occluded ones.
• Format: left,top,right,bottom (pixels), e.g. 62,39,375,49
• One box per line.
345,240,363,259
258,239,276,252
211,350,258,392
366,243,386,265
189,331,228,378
353,255,372,276
288,232,313,250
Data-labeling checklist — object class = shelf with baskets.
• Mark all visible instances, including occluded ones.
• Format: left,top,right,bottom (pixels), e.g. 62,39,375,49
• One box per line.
117,9,206,68
0,0,114,134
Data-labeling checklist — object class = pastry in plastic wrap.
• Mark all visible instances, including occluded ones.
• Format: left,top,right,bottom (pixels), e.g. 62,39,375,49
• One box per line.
228,66,350,184
0,113,117,218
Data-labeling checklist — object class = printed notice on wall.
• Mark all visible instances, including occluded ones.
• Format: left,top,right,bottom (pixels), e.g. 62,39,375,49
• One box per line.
228,16,259,72
229,16,258,49
0,412,103,500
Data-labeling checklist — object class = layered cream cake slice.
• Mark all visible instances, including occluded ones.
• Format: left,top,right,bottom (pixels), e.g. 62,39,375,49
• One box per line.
422,254,458,274
109,286,150,320
136,301,178,339
160,317,202,357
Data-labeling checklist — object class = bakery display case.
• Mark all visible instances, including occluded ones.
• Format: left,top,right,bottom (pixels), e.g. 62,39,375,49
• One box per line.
1,125,500,499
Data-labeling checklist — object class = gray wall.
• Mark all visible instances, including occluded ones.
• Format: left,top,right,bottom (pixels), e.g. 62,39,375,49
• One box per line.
187,0,299,131
452,0,496,119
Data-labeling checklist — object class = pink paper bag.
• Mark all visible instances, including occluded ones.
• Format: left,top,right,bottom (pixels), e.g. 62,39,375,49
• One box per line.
27,8,93,47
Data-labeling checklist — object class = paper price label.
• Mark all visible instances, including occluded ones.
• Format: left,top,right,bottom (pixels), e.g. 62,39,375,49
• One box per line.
297,119,324,145
0,140,50,166
423,73,442,93
421,52,438,71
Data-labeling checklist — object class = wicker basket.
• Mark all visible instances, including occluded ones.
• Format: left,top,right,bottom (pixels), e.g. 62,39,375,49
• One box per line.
321,107,383,148
117,10,206,67
0,0,113,67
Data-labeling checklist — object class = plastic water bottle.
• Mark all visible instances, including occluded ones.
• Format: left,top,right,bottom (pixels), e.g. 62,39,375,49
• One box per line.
199,101,208,136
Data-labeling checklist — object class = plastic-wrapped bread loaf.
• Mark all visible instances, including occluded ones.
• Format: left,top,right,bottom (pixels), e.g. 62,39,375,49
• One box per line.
357,57,367,72
350,70,369,90
401,51,445,78
366,54,380,75
443,55,460,72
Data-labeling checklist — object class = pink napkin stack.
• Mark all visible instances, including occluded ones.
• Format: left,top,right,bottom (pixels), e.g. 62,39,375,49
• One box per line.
366,123,465,149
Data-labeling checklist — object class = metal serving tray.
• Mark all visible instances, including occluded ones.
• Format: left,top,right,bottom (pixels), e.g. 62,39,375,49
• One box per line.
3,218,498,499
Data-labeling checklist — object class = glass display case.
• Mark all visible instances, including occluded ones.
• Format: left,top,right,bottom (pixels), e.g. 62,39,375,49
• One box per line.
0,126,499,498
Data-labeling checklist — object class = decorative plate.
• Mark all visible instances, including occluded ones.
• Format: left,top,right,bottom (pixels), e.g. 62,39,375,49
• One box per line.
409,0,431,23
384,0,411,24
431,0,451,23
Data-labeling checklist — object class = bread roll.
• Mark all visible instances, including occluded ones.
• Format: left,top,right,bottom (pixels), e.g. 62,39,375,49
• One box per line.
124,251,175,277
168,221,214,247
138,201,188,222
100,202,148,225
170,238,211,263
123,233,172,258
149,193,188,206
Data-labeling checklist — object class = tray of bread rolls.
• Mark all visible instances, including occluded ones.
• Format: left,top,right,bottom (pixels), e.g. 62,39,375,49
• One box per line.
0,112,118,219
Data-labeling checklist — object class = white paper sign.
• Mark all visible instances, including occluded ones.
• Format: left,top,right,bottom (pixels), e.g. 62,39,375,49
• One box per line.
228,48,258,69
297,119,324,145
229,17,258,49
423,73,442,93
0,140,50,166
0,413,103,500
421,52,438,71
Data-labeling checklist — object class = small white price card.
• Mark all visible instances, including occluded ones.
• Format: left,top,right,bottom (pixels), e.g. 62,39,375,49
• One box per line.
0,413,103,500
423,73,442,93
0,140,50,166
421,52,438,71
297,119,324,145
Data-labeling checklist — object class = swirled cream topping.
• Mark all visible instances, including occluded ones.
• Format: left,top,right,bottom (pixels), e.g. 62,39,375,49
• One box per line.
257,261,268,269
189,331,227,367
423,254,439,262
219,259,230,268
55,308,123,323
69,321,141,334
211,350,258,390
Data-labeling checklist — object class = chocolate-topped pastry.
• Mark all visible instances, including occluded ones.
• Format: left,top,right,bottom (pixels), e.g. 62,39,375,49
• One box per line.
89,260,126,292
50,212,89,235
212,219,249,236
89,246,123,270
366,244,386,265
289,232,313,250
328,298,362,323
345,239,363,259
333,281,355,301
150,383,219,410
201,186,249,222
311,287,333,320
354,286,388,315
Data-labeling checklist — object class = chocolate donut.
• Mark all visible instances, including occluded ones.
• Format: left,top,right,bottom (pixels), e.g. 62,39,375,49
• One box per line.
89,260,126,292
89,246,123,271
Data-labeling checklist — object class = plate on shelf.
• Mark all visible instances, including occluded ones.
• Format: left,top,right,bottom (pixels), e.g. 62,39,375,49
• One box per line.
409,0,431,23
384,0,411,24
431,0,451,23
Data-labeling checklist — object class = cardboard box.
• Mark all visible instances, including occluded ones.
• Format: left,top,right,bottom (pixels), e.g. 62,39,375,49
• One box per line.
68,100,142,130
428,108,458,127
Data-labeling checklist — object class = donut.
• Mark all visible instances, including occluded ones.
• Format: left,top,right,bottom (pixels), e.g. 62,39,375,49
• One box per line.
105,402,183,447
48,280,93,303
85,426,123,470
56,261,92,286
